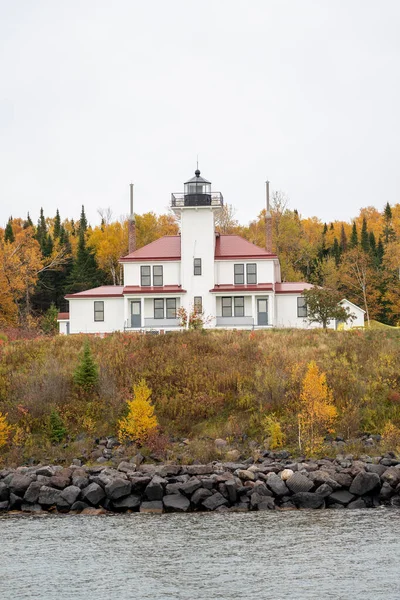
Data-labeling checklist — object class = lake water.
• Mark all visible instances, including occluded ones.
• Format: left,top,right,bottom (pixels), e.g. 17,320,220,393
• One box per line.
1,509,400,599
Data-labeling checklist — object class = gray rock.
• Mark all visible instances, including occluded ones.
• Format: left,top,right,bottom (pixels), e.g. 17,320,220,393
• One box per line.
21,503,43,513
60,485,81,505
185,465,214,476
330,472,353,488
70,501,89,512
328,490,355,506
347,497,366,509
224,479,238,503
365,463,387,477
390,496,400,507
315,483,333,498
9,493,22,510
72,475,89,489
112,494,141,511
81,483,106,505
237,469,255,482
145,476,165,501
0,481,9,501
118,461,136,473
179,477,202,496
9,474,33,496
140,501,163,513
105,478,131,500
381,468,400,487
250,492,270,509
38,486,62,506
24,481,43,504
286,472,313,494
155,464,180,477
266,473,289,497
202,492,229,511
349,471,381,496
292,492,325,509
379,482,394,500
191,488,212,505
163,493,190,512
257,497,275,510
36,466,54,477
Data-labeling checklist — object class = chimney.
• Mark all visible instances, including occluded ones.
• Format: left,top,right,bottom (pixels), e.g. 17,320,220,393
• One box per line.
265,180,272,253
128,183,136,254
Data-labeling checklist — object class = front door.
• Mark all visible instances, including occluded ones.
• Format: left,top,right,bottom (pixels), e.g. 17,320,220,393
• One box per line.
131,301,141,328
257,298,268,326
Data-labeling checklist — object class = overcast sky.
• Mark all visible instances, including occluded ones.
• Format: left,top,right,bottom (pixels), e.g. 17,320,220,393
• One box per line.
1,0,400,228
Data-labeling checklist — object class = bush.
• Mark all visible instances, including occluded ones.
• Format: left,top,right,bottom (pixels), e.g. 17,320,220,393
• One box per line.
73,339,99,393
0,412,11,449
48,409,67,443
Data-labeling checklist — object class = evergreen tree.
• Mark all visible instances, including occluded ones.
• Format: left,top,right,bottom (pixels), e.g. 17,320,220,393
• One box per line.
349,222,358,248
53,209,61,239
4,218,14,243
323,223,328,235
36,207,47,249
79,206,88,232
332,237,341,266
383,202,395,243
66,224,105,293
23,213,33,229
73,339,99,393
376,238,385,266
329,223,334,231
340,224,347,252
360,217,369,252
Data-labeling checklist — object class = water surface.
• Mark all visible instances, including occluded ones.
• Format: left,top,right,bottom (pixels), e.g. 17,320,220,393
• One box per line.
1,509,399,599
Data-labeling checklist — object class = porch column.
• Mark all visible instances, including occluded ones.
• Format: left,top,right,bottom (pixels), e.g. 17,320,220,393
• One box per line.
141,297,145,328
251,295,256,328
123,296,129,329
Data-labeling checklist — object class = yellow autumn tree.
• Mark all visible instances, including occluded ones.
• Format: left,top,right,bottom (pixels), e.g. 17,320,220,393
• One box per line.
298,361,337,455
0,412,12,449
118,380,158,445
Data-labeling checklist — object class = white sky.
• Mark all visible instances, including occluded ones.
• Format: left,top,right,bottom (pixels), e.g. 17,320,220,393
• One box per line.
1,0,400,228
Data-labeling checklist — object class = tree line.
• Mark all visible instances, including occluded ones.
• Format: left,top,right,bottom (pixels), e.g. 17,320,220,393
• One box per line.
0,194,399,327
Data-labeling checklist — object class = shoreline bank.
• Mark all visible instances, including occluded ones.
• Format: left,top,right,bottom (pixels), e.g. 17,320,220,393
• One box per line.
1,451,400,515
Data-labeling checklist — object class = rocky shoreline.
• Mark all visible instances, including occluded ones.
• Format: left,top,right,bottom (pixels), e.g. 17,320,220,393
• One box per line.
1,451,400,515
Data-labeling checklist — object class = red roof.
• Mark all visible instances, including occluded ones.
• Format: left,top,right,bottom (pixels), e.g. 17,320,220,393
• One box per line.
121,236,181,261
275,282,314,294
57,312,70,320
65,286,124,299
123,285,186,295
215,235,277,259
120,234,277,262
210,284,274,293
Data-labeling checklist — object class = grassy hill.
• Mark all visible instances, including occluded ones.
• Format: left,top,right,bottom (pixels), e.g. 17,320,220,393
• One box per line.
0,328,399,465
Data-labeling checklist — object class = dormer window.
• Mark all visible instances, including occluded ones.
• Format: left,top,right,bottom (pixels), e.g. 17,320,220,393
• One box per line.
234,264,245,285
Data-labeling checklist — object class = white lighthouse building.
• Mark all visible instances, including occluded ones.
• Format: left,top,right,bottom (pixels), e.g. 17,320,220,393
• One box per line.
58,170,364,334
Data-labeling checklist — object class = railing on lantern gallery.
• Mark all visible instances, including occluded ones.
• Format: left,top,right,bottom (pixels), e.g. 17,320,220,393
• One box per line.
171,192,224,208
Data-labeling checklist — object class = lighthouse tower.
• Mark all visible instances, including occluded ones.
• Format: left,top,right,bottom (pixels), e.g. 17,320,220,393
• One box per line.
171,169,223,324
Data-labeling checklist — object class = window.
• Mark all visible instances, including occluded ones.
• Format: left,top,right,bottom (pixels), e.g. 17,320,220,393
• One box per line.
297,297,308,318
234,264,245,285
246,263,257,284
154,299,164,319
194,258,202,276
222,297,232,317
234,297,245,317
94,301,104,322
141,265,151,286
153,265,163,287
194,296,202,312
166,298,176,319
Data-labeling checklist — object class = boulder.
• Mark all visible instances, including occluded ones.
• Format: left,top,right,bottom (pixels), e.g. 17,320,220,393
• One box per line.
186,465,214,476
105,478,131,500
145,476,166,501
49,476,70,490
266,473,289,497
81,483,105,506
202,492,228,511
9,474,33,496
112,494,141,511
38,486,62,506
390,496,400,507
237,470,255,482
330,472,353,488
24,481,43,504
70,501,89,512
36,466,54,477
257,497,275,510
365,463,387,477
349,471,381,496
179,477,202,496
381,468,400,487
226,450,241,461
20,502,44,513
315,483,333,498
280,469,294,481
140,501,163,514
163,493,190,512
9,493,22,510
130,476,152,492
224,479,238,503
347,497,366,509
71,475,89,489
60,485,81,506
191,488,213,505
0,481,10,502
118,461,136,473
155,465,180,477
286,473,313,494
379,482,394,501
292,492,324,509
328,490,355,506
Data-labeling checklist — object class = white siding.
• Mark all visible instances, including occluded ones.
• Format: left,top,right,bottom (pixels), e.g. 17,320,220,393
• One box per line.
69,298,124,333
340,300,365,329
276,295,310,328
123,261,181,286
215,259,275,285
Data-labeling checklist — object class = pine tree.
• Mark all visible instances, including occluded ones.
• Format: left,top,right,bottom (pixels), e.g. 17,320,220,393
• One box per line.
36,207,47,250
66,225,105,293
332,237,341,266
4,218,14,243
79,206,88,232
23,213,33,229
369,231,376,254
349,222,358,248
360,217,369,253
383,202,395,243
376,238,385,266
49,409,67,443
329,223,334,231
73,339,99,393
340,224,347,252
53,209,61,239
323,223,328,235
